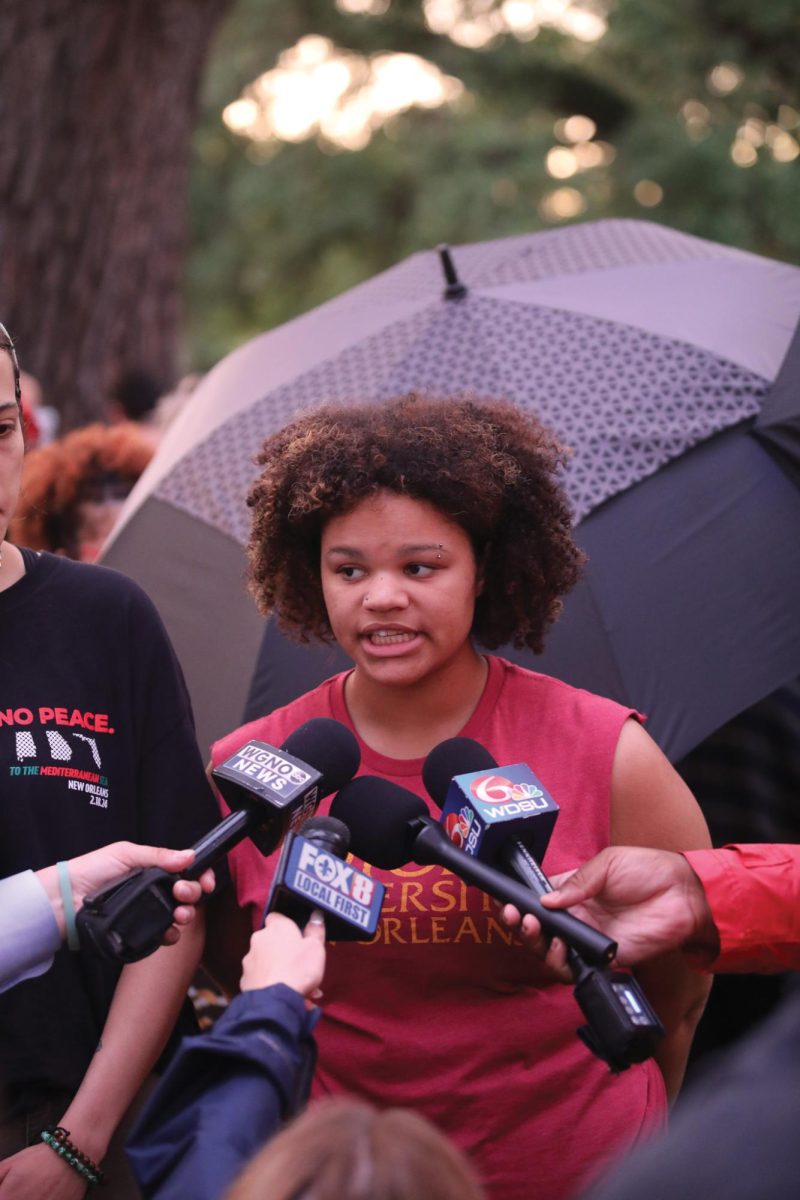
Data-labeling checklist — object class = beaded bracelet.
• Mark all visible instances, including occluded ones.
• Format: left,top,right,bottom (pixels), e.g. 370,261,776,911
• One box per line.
40,1125,106,1187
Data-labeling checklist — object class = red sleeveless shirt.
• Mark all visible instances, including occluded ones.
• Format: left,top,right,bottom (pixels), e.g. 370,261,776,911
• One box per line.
212,656,666,1200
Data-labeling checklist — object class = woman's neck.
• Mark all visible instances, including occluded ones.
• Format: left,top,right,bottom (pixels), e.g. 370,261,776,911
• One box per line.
344,650,489,760
0,540,25,592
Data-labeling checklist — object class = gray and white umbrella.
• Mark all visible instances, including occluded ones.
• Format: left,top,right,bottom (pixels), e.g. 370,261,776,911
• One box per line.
103,218,800,758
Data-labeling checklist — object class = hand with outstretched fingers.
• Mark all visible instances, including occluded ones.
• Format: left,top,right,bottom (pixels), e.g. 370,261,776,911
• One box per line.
501,845,719,971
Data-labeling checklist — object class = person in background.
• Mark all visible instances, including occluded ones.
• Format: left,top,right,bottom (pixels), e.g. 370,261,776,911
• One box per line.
18,370,60,447
107,368,162,428
9,420,153,560
1,844,214,994
205,394,712,1200
0,321,220,1199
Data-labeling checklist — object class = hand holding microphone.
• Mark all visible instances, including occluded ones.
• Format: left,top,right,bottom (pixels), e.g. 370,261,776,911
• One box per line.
522,846,720,967
76,718,360,963
35,844,215,948
241,911,327,999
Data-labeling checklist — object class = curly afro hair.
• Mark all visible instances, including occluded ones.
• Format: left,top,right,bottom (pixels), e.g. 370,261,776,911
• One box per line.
248,394,584,653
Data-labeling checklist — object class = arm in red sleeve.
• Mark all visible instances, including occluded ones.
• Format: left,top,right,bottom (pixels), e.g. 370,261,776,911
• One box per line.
682,844,800,973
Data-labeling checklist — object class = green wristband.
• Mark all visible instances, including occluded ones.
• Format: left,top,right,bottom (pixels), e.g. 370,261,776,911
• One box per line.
57,860,80,951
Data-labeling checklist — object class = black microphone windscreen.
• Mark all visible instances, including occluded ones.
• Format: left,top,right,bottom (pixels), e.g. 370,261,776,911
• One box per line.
331,776,426,870
300,814,351,857
281,718,360,794
422,737,497,809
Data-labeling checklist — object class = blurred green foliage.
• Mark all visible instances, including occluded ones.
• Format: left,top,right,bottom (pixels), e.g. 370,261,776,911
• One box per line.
185,0,800,371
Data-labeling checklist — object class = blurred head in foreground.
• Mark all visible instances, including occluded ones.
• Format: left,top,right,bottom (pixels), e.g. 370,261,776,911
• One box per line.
225,1097,486,1200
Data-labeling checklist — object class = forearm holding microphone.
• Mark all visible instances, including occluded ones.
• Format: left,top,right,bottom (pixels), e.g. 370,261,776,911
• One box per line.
0,846,212,994
127,911,327,1200
77,718,360,963
529,843,800,975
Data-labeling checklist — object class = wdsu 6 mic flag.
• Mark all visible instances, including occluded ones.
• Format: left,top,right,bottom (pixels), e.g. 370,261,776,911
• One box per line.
439,763,558,866
267,815,385,941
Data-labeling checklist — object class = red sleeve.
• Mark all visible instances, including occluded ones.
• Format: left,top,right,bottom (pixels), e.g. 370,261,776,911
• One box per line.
682,844,800,973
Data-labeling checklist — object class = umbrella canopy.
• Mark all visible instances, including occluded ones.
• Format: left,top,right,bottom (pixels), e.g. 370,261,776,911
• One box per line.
103,218,800,759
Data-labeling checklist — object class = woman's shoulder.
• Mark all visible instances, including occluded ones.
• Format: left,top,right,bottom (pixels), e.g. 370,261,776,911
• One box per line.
211,672,347,766
12,549,164,626
490,655,639,722
29,550,154,601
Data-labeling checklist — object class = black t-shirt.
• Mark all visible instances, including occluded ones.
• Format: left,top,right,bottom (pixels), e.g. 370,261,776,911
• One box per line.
0,549,219,1113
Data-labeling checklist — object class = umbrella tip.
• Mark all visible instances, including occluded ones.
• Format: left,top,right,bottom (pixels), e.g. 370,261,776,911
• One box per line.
437,244,467,301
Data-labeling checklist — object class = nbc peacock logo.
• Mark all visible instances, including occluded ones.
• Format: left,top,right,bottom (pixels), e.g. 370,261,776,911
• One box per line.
470,775,543,805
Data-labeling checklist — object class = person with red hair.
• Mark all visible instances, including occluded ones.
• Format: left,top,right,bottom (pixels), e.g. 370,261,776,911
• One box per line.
10,420,153,560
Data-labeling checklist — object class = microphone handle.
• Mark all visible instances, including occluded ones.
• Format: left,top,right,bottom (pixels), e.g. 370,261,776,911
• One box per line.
500,840,585,975
412,820,616,966
501,840,554,898
183,808,257,878
76,807,261,962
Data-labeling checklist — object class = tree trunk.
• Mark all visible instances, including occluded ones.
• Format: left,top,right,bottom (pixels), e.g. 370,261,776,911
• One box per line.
0,0,235,428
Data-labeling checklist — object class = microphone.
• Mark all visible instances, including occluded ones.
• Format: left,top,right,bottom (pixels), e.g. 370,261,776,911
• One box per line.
265,815,385,941
208,717,361,861
330,776,616,966
424,737,664,1071
423,736,558,890
77,718,360,962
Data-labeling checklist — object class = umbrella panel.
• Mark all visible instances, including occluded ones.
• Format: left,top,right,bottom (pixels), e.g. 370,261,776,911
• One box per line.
155,298,766,540
534,423,800,759
754,315,800,485
104,500,266,756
